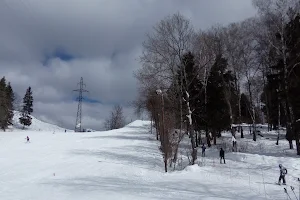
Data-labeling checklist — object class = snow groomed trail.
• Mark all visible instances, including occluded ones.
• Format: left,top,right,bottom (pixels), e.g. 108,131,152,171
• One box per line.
0,120,299,200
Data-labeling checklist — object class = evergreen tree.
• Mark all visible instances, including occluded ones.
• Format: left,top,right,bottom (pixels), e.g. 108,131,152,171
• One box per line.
206,55,231,144
6,82,14,126
0,78,16,131
261,86,286,130
19,87,33,128
285,13,300,154
0,77,8,130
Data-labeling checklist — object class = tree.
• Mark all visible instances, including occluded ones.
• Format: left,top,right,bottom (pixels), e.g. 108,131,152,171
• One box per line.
206,55,231,144
0,77,8,131
19,87,33,129
240,93,252,124
177,52,203,164
5,82,14,127
104,105,126,130
135,13,196,169
223,23,244,128
0,78,15,131
252,0,300,148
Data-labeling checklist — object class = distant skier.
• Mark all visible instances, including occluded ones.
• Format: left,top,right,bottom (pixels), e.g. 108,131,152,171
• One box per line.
201,144,206,157
65,129,66,133
278,164,287,185
220,148,225,164
232,136,237,152
26,136,30,143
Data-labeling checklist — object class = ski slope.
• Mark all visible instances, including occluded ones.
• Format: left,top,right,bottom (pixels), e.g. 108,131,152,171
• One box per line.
0,120,300,200
10,111,67,132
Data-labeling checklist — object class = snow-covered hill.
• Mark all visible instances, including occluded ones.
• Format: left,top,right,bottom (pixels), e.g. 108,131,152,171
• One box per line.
10,111,68,132
0,120,299,200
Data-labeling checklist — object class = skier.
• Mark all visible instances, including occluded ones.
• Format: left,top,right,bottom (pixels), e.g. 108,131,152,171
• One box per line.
232,135,237,152
26,136,30,143
278,164,287,185
201,144,206,157
220,148,225,164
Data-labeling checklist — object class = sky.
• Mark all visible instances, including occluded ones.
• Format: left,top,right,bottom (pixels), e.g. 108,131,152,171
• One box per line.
0,0,257,131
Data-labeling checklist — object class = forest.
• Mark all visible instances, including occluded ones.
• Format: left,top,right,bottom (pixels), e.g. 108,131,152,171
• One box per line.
134,0,300,172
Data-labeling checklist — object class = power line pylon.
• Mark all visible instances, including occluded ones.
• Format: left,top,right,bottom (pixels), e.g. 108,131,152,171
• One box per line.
73,77,88,132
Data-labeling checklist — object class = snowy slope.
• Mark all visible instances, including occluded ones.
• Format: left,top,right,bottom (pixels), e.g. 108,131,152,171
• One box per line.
0,120,299,200
10,111,68,132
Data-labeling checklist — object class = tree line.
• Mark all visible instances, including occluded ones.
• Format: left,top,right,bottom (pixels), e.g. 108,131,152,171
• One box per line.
134,0,300,171
0,76,34,131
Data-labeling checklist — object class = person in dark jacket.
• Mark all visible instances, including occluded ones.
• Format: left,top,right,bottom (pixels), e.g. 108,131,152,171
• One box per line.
201,144,206,157
278,164,287,185
220,148,225,164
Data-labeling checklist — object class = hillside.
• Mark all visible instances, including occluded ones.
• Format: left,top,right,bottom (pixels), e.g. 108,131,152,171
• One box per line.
9,111,68,132
0,120,299,199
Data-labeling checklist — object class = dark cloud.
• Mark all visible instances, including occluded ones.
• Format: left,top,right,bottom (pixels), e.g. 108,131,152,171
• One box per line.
0,0,256,130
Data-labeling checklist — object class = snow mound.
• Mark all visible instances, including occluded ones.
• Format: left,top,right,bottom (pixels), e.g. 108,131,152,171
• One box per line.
184,164,202,172
125,120,151,128
11,111,67,132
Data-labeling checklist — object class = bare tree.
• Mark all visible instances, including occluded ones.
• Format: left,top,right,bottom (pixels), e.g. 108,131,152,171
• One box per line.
136,13,199,167
104,105,126,130
222,23,245,134
238,18,263,141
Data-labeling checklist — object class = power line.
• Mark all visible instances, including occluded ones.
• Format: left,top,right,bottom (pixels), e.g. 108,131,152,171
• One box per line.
73,77,88,132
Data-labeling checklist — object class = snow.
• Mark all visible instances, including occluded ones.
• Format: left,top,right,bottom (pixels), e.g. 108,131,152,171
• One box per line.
155,89,162,95
8,111,68,132
0,119,300,200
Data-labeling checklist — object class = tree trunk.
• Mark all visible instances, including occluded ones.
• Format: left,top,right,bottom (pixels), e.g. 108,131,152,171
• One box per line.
195,131,198,147
189,126,197,164
262,70,271,132
213,131,217,145
247,77,256,141
292,120,300,154
206,129,211,147
160,94,168,173
288,140,293,149
150,114,153,135
241,127,244,138
238,92,243,138
296,129,300,155
185,91,197,164
276,101,280,145
253,124,256,141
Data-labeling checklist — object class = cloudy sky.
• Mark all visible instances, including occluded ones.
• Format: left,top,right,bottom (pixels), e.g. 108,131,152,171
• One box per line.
0,0,256,130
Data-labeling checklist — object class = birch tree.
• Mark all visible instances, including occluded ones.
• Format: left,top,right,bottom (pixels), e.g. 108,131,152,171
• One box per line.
136,13,197,166
239,18,262,141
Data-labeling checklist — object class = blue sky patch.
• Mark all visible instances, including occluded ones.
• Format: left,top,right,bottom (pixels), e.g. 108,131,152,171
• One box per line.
72,96,101,104
43,48,75,65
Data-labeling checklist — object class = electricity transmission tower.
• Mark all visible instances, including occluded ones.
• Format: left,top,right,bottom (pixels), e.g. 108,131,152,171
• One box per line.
73,77,88,132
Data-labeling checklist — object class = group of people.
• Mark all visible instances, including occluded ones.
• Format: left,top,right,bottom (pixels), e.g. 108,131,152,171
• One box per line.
200,144,288,184
201,144,225,164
